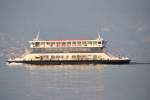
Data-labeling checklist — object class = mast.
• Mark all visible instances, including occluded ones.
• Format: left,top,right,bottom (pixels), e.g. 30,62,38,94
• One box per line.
35,32,39,41
97,31,101,40
32,32,40,41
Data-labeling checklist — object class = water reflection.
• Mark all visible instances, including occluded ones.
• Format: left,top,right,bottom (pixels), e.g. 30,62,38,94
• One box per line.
7,63,105,100
8,63,106,71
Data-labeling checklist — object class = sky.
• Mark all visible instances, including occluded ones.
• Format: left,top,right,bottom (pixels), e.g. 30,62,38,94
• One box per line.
0,0,150,60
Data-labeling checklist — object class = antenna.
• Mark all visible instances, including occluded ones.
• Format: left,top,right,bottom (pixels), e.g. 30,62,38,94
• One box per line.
35,32,39,41
97,31,101,40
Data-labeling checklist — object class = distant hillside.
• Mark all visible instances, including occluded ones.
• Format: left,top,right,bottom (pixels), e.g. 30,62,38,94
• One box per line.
0,32,28,59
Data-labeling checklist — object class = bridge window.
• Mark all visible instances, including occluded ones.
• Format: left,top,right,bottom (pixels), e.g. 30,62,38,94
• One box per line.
98,41,101,44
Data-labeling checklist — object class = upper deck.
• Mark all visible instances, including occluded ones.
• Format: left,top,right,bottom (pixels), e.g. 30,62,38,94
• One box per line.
29,33,107,48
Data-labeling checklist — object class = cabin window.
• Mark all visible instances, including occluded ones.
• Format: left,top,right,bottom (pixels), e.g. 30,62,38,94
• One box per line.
72,42,76,44
82,41,86,44
62,42,66,46
48,42,51,45
77,42,81,46
51,56,55,59
93,41,97,45
60,56,63,58
32,42,35,45
67,42,71,46
43,48,49,53
72,55,76,58
35,42,40,46
72,42,76,46
87,41,92,45
82,41,87,46
56,42,60,46
98,41,101,44
46,42,50,45
66,56,69,58
35,56,40,59
41,42,45,45
67,42,71,44
56,56,59,58
51,42,55,46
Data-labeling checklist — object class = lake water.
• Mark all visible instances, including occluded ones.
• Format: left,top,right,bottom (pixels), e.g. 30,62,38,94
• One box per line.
0,31,150,100
0,0,150,99
0,58,150,100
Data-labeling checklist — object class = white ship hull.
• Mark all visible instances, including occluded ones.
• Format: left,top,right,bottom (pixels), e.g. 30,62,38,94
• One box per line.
7,53,130,65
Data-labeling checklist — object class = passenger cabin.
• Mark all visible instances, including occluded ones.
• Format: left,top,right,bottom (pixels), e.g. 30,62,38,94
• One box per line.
29,36,107,48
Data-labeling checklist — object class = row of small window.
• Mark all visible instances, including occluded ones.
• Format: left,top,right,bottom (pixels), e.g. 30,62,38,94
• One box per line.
49,55,93,59
51,55,68,59
35,55,103,60
33,41,101,46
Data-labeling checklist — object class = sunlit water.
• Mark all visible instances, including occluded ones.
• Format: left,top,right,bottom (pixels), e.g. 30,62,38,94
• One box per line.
0,57,150,100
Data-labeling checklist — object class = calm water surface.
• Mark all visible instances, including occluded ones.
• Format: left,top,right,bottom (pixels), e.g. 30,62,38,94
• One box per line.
0,59,150,100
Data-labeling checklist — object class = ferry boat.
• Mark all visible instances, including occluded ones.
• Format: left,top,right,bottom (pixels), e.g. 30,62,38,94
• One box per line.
7,32,130,65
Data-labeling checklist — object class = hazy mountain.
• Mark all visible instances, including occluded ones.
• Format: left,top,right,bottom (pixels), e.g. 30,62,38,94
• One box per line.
0,0,150,62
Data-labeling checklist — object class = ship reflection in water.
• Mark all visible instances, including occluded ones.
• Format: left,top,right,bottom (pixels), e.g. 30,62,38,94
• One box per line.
8,64,105,100
8,63,106,71
3,62,150,100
